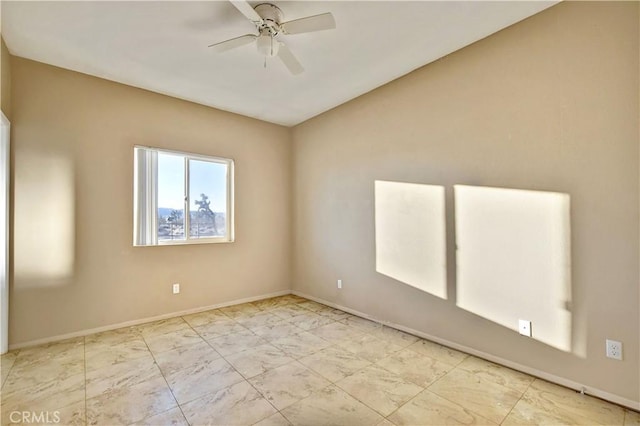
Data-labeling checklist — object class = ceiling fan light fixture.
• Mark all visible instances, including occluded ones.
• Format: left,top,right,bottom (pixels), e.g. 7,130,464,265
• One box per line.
256,32,279,57
209,0,336,74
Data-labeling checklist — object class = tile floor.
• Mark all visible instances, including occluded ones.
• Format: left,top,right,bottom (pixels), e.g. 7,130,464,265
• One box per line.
1,294,638,425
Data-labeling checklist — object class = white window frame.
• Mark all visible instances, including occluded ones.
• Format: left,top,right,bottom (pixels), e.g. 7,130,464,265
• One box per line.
0,112,9,354
133,146,234,246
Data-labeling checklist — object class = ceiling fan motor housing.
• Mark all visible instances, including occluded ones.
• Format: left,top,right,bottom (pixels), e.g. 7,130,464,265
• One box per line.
254,3,284,35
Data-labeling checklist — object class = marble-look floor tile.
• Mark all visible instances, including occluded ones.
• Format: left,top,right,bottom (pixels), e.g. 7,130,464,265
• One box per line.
208,329,267,356
338,334,402,363
154,340,221,377
182,309,229,327
502,379,625,425
86,376,176,425
226,344,294,378
86,353,161,399
254,412,292,426
193,317,249,340
164,357,244,404
270,332,332,359
388,389,497,425
335,364,423,416
6,296,628,426
237,312,286,330
85,327,140,347
53,400,86,426
309,322,365,344
270,304,310,320
626,410,640,425
249,361,331,410
299,346,371,382
252,322,304,341
4,346,84,392
288,312,335,331
85,338,150,372
9,338,85,389
220,303,262,319
368,326,420,348
317,308,351,321
135,317,190,339
457,356,534,393
1,373,85,425
429,368,522,424
406,339,468,366
5,400,86,426
376,348,452,387
281,385,384,426
341,316,383,334
252,297,293,311
277,294,308,304
297,301,330,312
14,338,84,366
1,351,18,387
144,327,203,354
181,380,277,426
130,407,188,426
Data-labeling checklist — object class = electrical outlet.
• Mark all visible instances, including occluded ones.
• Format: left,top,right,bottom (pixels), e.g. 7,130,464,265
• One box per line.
337,279,342,289
172,283,180,294
606,339,622,360
518,319,532,337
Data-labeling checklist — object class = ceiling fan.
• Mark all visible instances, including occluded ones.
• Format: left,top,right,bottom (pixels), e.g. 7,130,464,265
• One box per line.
208,0,336,75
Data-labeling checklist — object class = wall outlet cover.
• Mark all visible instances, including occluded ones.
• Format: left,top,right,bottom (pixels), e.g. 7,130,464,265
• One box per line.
606,339,622,360
518,319,532,337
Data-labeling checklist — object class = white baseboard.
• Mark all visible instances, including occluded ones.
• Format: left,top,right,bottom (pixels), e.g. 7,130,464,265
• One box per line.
9,289,290,350
292,290,640,412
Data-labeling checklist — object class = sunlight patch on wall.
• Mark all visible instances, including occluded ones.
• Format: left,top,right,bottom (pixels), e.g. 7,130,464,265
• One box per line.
455,185,572,352
375,180,447,299
14,150,75,286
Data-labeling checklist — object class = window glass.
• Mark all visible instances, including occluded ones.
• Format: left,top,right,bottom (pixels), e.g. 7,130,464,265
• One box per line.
133,146,234,246
189,159,228,239
158,152,185,242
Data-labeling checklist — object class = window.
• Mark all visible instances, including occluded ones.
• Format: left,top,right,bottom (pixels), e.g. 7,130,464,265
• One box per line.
133,146,234,246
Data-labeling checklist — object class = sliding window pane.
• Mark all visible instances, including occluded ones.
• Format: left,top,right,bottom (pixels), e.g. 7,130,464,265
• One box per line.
189,159,227,239
157,153,185,241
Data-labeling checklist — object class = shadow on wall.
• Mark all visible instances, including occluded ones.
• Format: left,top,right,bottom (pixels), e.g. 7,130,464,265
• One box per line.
375,180,579,356
13,147,75,287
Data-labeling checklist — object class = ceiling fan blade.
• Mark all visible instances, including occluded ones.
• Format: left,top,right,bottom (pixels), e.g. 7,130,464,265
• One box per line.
229,0,263,24
208,34,256,52
281,12,336,35
277,43,304,75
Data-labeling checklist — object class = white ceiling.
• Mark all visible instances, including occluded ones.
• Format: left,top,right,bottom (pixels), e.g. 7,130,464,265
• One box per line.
1,1,557,126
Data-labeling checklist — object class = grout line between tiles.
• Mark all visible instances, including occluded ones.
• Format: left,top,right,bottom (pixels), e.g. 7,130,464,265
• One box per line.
423,362,518,426
13,296,616,426
188,298,327,425
140,328,189,425
498,376,535,425
0,348,20,390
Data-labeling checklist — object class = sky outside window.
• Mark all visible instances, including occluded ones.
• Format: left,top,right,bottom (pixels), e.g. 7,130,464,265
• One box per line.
157,154,227,213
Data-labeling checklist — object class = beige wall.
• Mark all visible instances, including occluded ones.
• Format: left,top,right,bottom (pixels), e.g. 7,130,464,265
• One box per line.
6,0,639,405
10,57,292,344
1,38,11,118
293,1,639,402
